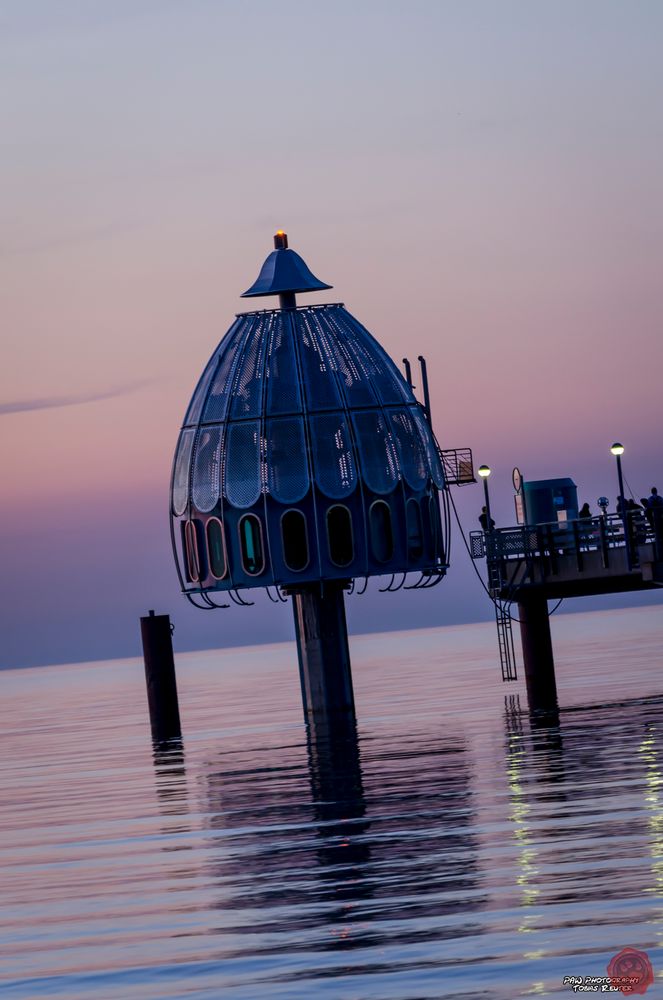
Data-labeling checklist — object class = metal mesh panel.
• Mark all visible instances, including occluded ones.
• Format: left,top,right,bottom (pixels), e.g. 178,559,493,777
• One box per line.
192,424,223,512
389,408,428,488
352,409,399,495
412,407,445,488
230,312,270,419
266,417,309,503
202,316,254,422
314,309,377,406
172,428,196,516
183,349,220,427
311,413,357,498
495,529,539,556
296,311,342,410
224,420,261,509
265,313,302,415
338,310,411,405
180,303,436,519
469,531,485,558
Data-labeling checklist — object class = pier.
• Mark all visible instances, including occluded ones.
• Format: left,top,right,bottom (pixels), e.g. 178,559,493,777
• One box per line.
471,512,663,712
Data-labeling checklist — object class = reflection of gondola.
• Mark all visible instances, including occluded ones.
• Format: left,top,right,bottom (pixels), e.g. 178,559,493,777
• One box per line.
202,722,373,938
306,718,372,928
200,723,484,958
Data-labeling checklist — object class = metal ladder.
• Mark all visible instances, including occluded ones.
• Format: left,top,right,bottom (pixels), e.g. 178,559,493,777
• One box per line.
495,601,518,682
488,560,503,592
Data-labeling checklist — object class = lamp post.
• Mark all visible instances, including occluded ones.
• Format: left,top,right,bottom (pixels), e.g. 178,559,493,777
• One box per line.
477,465,493,532
610,442,631,569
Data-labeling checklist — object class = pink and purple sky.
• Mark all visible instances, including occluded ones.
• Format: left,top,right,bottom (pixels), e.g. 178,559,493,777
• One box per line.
1,1,662,668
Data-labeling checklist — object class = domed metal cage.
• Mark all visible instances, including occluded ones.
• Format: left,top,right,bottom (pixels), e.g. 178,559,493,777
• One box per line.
170,237,451,605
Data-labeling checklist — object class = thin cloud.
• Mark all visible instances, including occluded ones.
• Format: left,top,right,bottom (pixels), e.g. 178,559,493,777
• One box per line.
0,380,155,416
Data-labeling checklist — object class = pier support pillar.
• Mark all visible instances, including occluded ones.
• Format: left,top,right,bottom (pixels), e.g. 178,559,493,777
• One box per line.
517,595,558,717
291,582,356,729
140,610,182,744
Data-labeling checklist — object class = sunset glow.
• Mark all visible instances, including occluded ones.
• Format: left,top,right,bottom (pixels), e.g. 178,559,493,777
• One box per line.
2,1,662,667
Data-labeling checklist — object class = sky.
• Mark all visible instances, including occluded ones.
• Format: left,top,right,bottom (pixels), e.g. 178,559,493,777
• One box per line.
1,0,662,668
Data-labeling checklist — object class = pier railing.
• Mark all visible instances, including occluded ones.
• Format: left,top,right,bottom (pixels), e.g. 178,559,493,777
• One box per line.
470,512,663,568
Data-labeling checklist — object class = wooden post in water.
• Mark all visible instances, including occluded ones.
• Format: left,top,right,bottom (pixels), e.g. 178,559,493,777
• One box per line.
291,582,356,729
517,595,559,716
140,610,182,743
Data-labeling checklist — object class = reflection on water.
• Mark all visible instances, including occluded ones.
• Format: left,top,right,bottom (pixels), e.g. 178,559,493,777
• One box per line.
498,687,663,996
1,605,663,999
200,716,483,976
153,738,188,818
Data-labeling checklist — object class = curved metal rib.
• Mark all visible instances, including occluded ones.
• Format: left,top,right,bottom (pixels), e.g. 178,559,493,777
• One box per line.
229,589,255,607
185,593,219,611
203,592,230,608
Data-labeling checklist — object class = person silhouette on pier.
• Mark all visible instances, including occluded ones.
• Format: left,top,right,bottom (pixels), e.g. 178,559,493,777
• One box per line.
578,503,593,545
648,487,663,510
478,506,495,532
648,488,663,557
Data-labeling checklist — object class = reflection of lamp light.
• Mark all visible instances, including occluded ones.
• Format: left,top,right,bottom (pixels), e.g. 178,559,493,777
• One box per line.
638,729,663,898
477,465,493,531
610,442,631,569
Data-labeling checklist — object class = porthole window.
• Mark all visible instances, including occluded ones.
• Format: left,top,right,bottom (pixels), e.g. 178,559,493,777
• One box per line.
369,500,394,563
183,519,201,582
406,499,424,559
281,509,310,572
238,514,265,576
326,505,354,567
206,518,227,580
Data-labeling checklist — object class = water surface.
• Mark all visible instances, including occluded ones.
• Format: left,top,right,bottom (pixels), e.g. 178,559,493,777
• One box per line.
2,604,663,999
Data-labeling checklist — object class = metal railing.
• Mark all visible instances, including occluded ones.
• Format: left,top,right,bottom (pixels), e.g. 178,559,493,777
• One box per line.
439,448,475,486
470,512,663,567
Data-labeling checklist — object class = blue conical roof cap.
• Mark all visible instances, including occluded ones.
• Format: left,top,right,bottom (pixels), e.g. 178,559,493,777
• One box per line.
241,233,332,298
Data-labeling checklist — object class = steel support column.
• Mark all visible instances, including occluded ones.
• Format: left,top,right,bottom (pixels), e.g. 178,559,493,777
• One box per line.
517,595,558,716
291,582,356,728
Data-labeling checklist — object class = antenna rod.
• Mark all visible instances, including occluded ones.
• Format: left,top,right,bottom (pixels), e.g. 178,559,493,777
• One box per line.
402,357,413,388
418,355,432,422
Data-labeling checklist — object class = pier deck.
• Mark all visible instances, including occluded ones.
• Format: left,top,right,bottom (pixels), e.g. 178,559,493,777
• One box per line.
472,513,662,714
471,513,663,602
